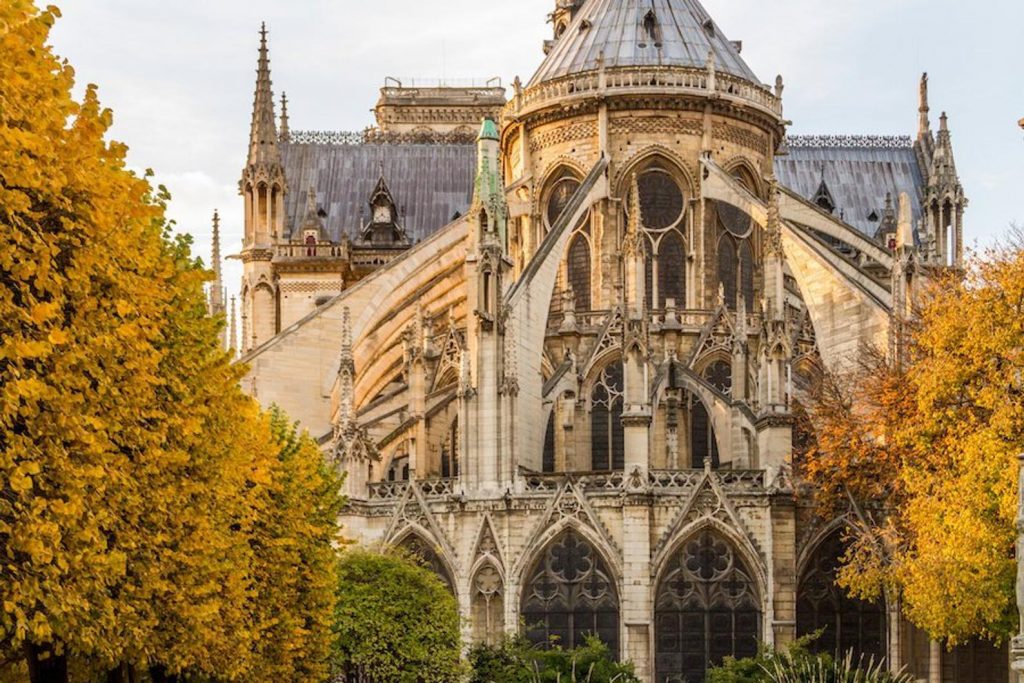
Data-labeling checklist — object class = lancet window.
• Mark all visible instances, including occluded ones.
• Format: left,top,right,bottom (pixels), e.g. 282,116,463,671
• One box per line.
567,232,592,311
655,530,760,683
543,411,556,473
797,532,885,664
471,565,505,645
590,363,625,471
441,417,460,479
689,392,719,470
631,165,688,309
521,530,620,655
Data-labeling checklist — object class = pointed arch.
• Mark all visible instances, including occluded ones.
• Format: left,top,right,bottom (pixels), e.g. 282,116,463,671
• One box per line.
519,527,621,655
654,527,763,682
796,529,886,663
471,561,505,645
393,529,458,595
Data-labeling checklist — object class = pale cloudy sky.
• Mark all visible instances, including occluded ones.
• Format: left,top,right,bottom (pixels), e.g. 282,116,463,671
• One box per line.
48,0,1024,301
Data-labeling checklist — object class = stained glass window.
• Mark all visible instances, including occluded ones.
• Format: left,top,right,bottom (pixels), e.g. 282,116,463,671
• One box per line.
797,533,885,664
522,530,620,655
568,234,592,311
543,411,556,473
547,176,581,228
638,170,684,230
690,393,719,470
658,232,686,308
591,363,625,471
739,241,754,310
655,530,760,683
717,237,737,310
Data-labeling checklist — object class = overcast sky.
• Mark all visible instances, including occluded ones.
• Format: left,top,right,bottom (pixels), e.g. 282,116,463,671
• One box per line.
48,0,1024,303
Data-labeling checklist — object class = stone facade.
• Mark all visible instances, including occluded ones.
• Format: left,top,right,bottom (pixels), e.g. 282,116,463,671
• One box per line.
216,3,1010,682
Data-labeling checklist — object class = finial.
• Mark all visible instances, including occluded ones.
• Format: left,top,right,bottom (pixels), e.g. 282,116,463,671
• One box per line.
940,111,949,132
774,74,784,99
918,72,930,138
279,92,290,142
211,209,223,281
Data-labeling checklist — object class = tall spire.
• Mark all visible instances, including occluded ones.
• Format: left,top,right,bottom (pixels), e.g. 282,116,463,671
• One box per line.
279,92,290,143
209,211,226,350
248,22,280,167
229,296,238,355
918,72,931,140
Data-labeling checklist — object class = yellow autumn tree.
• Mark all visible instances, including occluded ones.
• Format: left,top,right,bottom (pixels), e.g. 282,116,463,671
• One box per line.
1,3,344,681
801,241,1024,645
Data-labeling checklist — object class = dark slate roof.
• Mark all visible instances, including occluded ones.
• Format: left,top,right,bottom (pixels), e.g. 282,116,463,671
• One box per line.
280,142,476,243
774,136,925,238
530,0,760,87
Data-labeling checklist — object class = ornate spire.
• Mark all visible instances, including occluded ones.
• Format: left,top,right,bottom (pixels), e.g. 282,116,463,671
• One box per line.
209,211,226,351
336,307,355,437
918,72,931,140
248,22,280,167
300,185,325,236
279,92,290,143
229,295,238,354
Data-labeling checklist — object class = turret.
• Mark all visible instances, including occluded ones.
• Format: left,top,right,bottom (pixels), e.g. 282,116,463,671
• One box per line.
463,118,512,492
240,23,287,352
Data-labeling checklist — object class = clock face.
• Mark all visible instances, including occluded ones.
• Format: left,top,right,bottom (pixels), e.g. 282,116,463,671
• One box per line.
373,203,392,224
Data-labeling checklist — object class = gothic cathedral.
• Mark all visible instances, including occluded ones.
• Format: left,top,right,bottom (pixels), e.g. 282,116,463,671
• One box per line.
211,1,1004,681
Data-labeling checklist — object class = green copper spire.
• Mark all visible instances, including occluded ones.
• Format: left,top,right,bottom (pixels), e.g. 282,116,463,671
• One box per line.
478,117,500,142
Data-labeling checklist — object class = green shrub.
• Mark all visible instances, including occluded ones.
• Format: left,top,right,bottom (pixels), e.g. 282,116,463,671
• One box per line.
469,634,640,683
707,634,914,683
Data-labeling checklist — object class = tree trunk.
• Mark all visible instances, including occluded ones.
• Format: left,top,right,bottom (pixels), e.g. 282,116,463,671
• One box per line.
25,643,68,683
149,665,178,683
107,663,138,683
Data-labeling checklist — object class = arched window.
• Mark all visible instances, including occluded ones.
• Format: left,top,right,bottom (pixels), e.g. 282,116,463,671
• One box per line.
472,565,504,645
521,530,619,655
739,241,754,310
638,169,685,230
658,232,686,308
689,393,719,469
441,417,459,479
717,238,737,310
543,410,556,473
591,363,624,471
797,532,885,663
567,234,591,311
399,534,455,594
546,174,581,229
655,530,761,683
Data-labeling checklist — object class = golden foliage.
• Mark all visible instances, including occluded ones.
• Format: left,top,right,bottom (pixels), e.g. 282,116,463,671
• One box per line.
801,248,1024,644
0,3,343,679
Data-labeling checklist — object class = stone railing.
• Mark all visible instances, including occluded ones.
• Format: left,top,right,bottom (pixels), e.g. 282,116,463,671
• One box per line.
545,309,761,337
787,134,913,150
274,243,347,259
521,469,766,494
288,128,478,146
366,478,457,501
512,66,782,119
